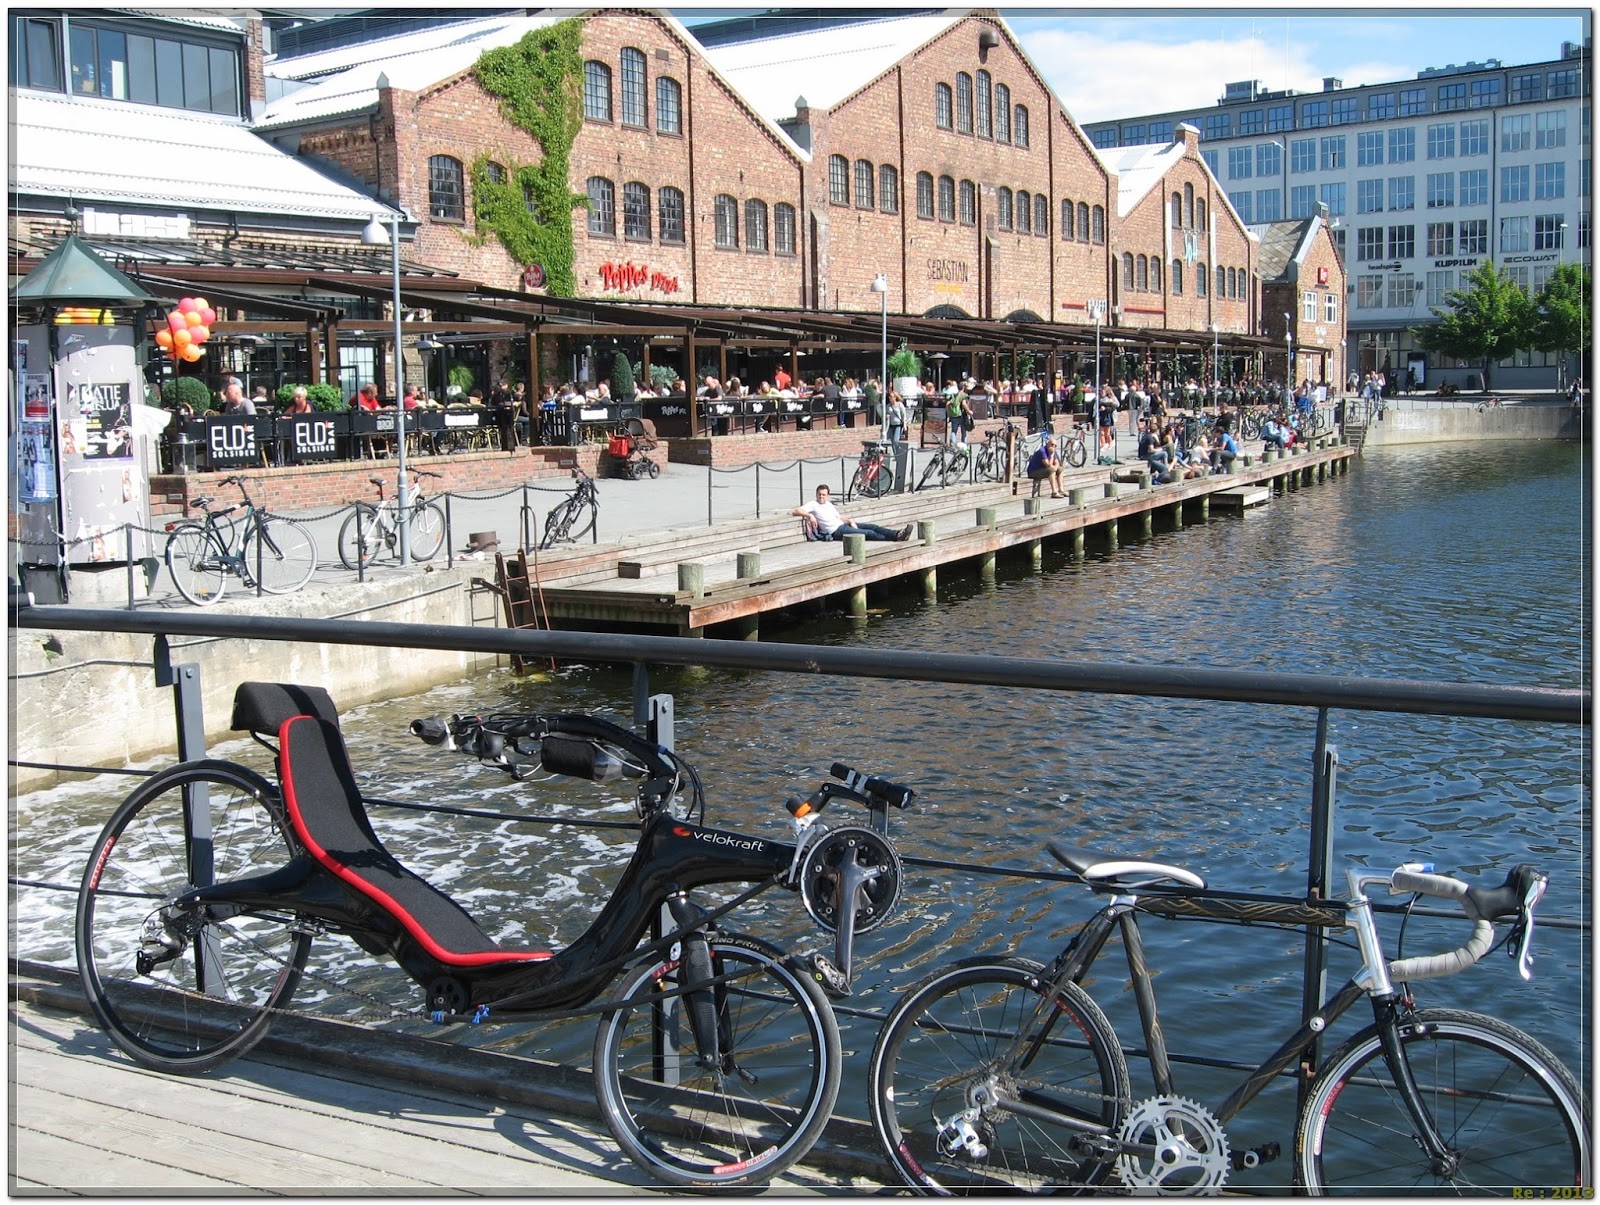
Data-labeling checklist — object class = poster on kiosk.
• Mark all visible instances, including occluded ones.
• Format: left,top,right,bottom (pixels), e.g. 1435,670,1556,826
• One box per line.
15,323,159,600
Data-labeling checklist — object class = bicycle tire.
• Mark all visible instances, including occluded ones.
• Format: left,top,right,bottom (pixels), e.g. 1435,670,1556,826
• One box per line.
918,454,946,492
1295,1008,1590,1194
407,500,446,562
241,517,317,594
1241,412,1262,439
942,448,969,488
75,760,310,1075
337,503,385,570
868,958,1129,1195
1064,438,1087,469
592,933,841,1187
862,459,893,499
164,523,228,606
973,445,1001,483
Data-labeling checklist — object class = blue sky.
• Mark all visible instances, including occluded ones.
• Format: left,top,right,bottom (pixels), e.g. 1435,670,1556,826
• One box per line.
1002,7,1591,124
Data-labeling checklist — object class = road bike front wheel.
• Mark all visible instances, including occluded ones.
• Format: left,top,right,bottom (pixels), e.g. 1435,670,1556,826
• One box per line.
974,444,1003,483
1295,1008,1590,1194
407,500,446,561
860,459,893,499
868,958,1129,1195
240,517,317,594
75,760,310,1075
942,448,970,487
337,503,386,570
592,934,841,1187
164,523,228,606
918,455,947,492
1064,437,1088,468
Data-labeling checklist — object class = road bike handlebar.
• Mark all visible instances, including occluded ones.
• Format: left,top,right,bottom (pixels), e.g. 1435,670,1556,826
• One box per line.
1366,862,1548,984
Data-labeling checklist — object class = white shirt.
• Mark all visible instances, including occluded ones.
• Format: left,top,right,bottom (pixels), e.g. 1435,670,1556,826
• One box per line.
800,499,844,535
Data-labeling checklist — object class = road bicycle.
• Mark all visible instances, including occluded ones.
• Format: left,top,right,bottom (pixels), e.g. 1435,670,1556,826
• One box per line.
847,440,895,500
162,475,318,606
75,680,913,1187
1478,396,1505,412
336,469,446,570
973,420,1022,482
538,468,599,549
868,842,1587,1195
916,440,972,491
1056,423,1090,469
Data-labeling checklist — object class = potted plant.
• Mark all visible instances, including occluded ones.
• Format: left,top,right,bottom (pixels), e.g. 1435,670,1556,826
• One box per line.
887,344,922,400
609,350,636,403
160,376,213,415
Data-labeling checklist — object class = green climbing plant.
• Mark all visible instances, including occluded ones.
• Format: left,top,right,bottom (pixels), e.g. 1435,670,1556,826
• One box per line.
471,21,588,297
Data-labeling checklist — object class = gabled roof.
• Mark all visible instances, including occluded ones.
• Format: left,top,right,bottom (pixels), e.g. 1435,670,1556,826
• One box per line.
1094,140,1187,219
1249,216,1325,283
696,10,965,119
11,90,393,224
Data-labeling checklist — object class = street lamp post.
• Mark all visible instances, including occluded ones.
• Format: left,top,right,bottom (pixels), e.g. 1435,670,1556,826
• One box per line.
1210,322,1220,401
1283,311,1294,410
870,273,889,441
1088,299,1106,461
362,210,410,562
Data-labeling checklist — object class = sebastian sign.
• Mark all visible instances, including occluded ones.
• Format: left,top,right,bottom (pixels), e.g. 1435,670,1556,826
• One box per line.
599,261,681,294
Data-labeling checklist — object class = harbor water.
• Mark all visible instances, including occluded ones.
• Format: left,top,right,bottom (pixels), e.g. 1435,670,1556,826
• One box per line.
12,440,1588,1188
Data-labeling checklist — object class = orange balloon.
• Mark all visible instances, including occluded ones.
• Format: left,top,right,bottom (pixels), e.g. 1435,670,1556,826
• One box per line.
184,310,203,327
180,343,203,362
172,327,192,347
155,329,173,349
190,325,209,344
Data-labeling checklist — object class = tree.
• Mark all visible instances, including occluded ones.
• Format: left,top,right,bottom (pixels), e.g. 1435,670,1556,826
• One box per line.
609,349,635,402
1411,260,1533,392
1530,263,1591,379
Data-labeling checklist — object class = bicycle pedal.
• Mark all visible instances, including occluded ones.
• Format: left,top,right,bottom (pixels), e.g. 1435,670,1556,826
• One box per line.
806,952,851,998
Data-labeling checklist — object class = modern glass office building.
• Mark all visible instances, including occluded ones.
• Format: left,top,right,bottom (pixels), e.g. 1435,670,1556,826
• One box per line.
1080,43,1591,390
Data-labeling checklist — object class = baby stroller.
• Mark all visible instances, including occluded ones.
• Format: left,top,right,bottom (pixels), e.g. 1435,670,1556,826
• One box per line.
607,417,660,479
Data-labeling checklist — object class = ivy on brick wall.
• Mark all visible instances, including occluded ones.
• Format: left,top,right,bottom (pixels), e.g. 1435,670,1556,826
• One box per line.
470,20,587,296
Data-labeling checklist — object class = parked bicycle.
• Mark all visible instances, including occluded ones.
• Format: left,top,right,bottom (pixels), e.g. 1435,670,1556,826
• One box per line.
916,439,972,491
336,469,446,570
1057,422,1090,469
868,842,1587,1194
538,468,599,549
1478,396,1505,412
75,680,913,1187
162,475,318,606
973,419,1022,483
848,439,895,500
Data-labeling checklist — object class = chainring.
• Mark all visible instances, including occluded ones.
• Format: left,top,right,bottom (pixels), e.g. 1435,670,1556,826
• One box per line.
797,824,902,934
1114,1095,1230,1195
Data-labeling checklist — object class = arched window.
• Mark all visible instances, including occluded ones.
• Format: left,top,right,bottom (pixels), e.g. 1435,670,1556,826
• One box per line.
622,181,651,240
828,155,849,205
976,69,992,137
1217,265,1226,297
659,187,685,244
1016,189,1031,233
1061,198,1075,240
1077,202,1090,242
429,155,464,221
1150,258,1162,292
484,161,506,185
586,175,615,235
916,172,934,218
1196,198,1207,230
1136,255,1149,291
935,82,953,130
1196,261,1208,296
1014,105,1029,148
1184,182,1195,227
522,180,540,219
1122,252,1135,289
620,47,646,126
774,203,796,255
854,159,874,209
959,179,976,225
879,164,899,213
1091,205,1105,243
656,77,682,134
995,84,1011,142
1034,194,1048,236
1171,259,1184,294
714,194,739,248
938,175,956,222
583,61,612,122
997,186,1013,230
955,72,973,133
745,199,768,252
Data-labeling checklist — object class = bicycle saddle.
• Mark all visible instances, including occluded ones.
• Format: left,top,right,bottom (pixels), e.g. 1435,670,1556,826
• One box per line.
1047,841,1206,890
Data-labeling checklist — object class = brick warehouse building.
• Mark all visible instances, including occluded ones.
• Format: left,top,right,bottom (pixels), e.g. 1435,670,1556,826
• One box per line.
11,8,1337,400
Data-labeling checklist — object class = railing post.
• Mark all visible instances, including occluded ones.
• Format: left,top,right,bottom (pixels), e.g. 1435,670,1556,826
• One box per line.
522,484,533,552
707,468,714,528
253,510,265,596
443,493,455,568
124,523,136,610
754,461,761,518
645,686,680,1086
355,506,367,583
1300,707,1339,1109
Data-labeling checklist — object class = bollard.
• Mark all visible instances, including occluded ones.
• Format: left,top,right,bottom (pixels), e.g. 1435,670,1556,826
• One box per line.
1069,486,1090,506
737,550,761,579
1023,497,1042,516
678,562,704,597
916,518,936,545
976,506,997,529
1137,470,1151,490
1104,481,1120,499
843,532,866,565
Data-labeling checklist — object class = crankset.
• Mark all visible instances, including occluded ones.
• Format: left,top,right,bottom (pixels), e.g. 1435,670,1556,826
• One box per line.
1114,1095,1231,1195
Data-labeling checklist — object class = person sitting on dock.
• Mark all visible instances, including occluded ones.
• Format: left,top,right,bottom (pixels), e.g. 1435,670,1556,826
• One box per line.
794,484,912,542
1261,416,1289,452
1026,434,1065,498
1210,425,1239,473
1136,418,1170,477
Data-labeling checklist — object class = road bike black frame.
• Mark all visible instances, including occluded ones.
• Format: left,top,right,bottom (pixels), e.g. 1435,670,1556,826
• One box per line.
174,477,281,593
540,471,599,548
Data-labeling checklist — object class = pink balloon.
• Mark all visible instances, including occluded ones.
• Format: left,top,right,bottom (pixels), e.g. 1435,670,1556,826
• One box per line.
167,311,185,332
200,307,216,326
178,297,196,313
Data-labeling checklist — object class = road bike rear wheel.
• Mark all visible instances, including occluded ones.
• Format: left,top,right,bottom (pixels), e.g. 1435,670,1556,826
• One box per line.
974,443,1003,483
165,523,229,606
407,500,446,561
1064,437,1088,468
861,458,893,499
75,760,310,1075
1296,1008,1590,1194
337,503,386,570
942,448,970,487
593,934,840,1186
241,517,317,594
868,958,1129,1194
918,454,947,492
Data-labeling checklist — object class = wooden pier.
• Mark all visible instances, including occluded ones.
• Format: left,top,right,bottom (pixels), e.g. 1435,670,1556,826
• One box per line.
502,438,1355,638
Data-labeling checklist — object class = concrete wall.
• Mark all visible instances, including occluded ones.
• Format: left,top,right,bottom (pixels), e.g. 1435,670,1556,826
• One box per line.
10,567,506,793
1359,403,1582,447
